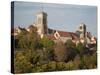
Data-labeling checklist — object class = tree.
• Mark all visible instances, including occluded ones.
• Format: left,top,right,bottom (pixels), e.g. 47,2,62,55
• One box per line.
65,39,78,62
54,41,66,62
40,36,55,48
40,36,55,61
81,53,97,69
16,27,41,50
65,39,76,49
43,47,54,61
14,51,33,73
76,42,86,55
17,35,28,49
26,30,40,50
25,49,40,65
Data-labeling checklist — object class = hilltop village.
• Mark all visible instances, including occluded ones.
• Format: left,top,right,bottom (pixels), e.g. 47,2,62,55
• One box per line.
12,11,97,73
12,11,96,48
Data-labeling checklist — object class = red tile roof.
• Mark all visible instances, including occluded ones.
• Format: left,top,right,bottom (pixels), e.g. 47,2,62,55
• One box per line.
57,31,71,37
47,34,56,40
57,31,79,40
70,32,79,40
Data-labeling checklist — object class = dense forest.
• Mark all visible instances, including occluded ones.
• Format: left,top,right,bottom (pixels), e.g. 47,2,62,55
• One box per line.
13,28,97,73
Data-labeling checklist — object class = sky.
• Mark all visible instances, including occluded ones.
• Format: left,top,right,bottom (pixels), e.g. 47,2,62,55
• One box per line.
12,1,97,37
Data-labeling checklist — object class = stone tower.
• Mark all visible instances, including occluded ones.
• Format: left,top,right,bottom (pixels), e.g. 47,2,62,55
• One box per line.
78,23,86,39
35,11,48,38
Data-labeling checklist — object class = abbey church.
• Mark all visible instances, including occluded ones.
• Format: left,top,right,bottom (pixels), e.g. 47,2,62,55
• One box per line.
13,11,97,46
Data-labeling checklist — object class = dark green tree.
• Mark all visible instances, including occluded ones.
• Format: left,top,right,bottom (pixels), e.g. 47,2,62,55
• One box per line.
65,39,76,49
76,42,86,55
65,39,78,62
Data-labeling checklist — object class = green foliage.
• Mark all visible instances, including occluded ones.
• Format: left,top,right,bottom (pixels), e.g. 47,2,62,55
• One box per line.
65,48,78,62
25,49,40,65
40,36,55,48
65,40,78,62
17,35,28,48
47,61,56,71
14,51,33,73
14,49,97,73
44,47,54,60
65,39,76,49
76,42,85,55
41,64,48,72
14,30,97,73
56,62,65,71
15,29,40,50
81,53,97,69
63,61,75,70
73,55,81,69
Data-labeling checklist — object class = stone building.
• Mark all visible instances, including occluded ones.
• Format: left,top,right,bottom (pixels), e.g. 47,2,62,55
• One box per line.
76,23,86,39
34,11,48,38
13,11,97,45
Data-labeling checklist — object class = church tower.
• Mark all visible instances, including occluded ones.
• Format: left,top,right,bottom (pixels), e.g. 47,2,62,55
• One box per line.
35,11,48,38
78,23,86,39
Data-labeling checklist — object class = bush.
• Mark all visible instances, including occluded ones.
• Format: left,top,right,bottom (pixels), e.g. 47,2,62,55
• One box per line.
14,51,33,73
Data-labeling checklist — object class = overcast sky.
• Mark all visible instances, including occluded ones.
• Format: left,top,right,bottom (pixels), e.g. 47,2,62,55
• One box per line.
13,1,97,36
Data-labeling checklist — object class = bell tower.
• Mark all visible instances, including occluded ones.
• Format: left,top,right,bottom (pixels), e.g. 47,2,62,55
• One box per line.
36,11,48,37
78,23,86,39
79,23,86,38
